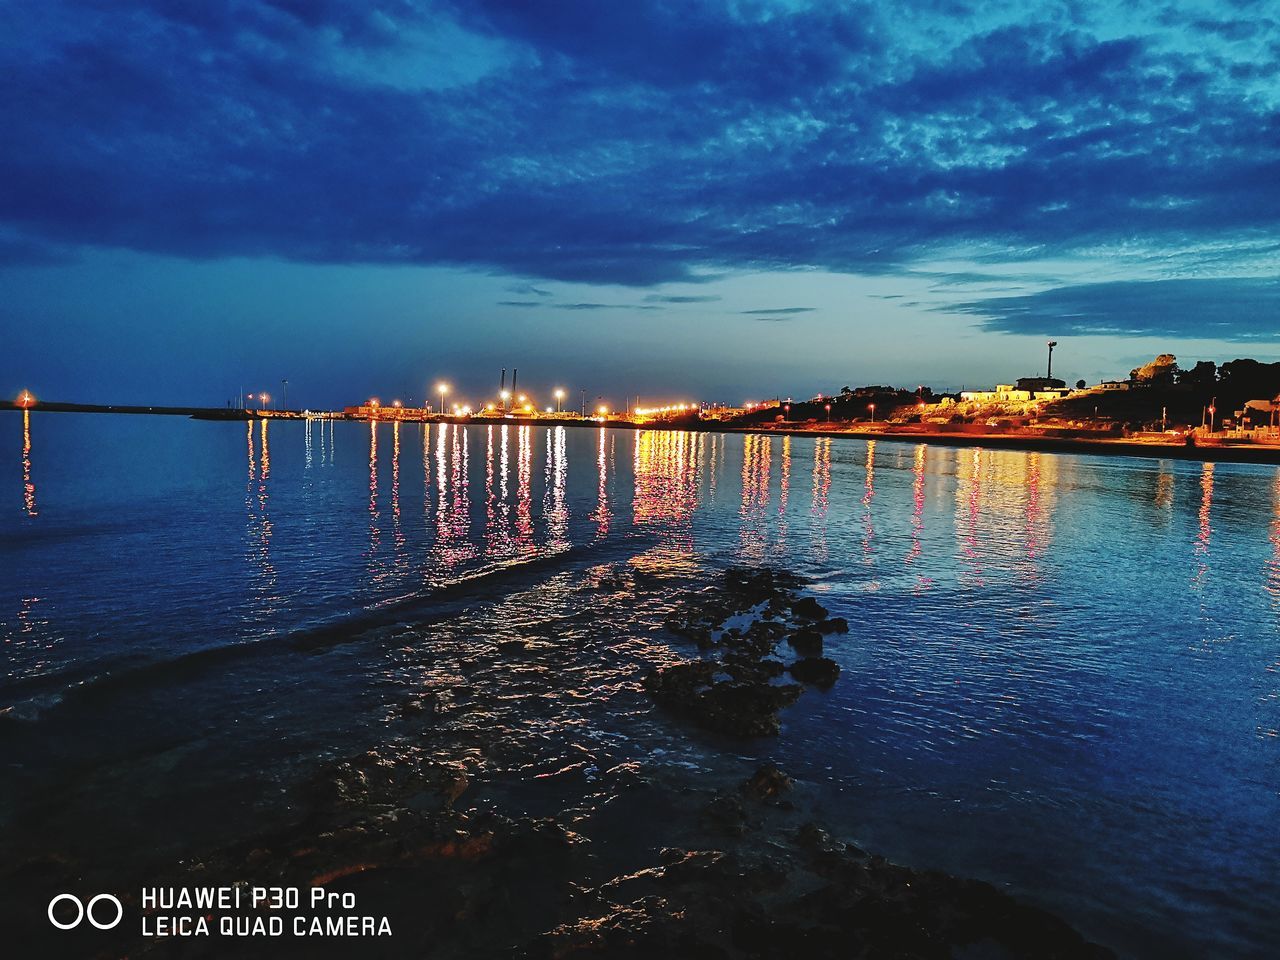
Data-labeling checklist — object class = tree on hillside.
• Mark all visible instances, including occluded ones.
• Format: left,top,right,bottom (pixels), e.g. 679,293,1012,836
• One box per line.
1217,359,1280,399
1176,360,1217,390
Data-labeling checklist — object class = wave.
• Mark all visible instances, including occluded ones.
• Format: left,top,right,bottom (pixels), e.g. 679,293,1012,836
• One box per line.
0,535,650,727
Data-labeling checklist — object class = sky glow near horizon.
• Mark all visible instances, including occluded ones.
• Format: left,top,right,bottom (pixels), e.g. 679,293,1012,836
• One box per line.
1,0,1277,407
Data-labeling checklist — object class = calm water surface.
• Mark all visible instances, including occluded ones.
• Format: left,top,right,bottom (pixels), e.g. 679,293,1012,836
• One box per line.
3,413,1278,957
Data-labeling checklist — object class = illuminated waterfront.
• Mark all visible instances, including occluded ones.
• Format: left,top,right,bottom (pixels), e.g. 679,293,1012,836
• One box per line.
3,414,1279,956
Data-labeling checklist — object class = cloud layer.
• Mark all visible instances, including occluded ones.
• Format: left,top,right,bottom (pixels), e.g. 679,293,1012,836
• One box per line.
2,0,1277,301
946,277,1280,340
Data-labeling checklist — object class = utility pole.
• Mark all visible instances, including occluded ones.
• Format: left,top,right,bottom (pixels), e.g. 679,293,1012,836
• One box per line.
1046,341,1058,380
281,379,288,411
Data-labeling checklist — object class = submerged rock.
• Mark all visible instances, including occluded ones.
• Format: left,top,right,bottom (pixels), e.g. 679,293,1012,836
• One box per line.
743,764,793,800
817,616,849,634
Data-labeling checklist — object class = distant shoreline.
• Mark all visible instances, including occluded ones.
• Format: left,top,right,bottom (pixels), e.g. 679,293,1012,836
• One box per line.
6,400,1279,465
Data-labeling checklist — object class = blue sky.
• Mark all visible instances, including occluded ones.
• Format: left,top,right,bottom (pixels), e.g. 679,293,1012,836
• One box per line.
2,0,1277,408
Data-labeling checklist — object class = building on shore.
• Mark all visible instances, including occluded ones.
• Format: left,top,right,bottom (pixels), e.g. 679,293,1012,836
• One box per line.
343,403,431,420
958,381,1073,405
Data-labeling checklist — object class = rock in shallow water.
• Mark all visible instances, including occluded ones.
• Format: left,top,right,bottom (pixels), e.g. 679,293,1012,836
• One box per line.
788,657,840,688
790,596,828,620
644,662,802,737
787,627,824,656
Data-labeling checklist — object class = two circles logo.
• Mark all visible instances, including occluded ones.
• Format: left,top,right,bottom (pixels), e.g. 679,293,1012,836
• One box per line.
48,893,123,931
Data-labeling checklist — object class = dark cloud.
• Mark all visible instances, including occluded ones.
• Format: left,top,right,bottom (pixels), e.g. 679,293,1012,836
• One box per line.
0,1,1277,295
944,278,1280,340
499,299,663,311
741,308,816,315
913,270,1067,287
445,0,873,99
644,294,721,303
0,236,73,266
505,282,552,297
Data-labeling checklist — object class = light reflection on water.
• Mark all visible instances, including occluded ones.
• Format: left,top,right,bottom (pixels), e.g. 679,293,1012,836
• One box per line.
246,419,278,619
5,415,1280,956
21,409,36,517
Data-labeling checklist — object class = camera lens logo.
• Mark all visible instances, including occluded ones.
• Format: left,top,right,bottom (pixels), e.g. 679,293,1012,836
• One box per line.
48,894,123,931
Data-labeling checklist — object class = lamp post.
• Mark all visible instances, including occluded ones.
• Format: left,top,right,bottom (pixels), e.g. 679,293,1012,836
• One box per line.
436,382,449,416
869,402,876,423
1047,340,1058,380
554,388,565,413
824,403,831,422
259,392,269,412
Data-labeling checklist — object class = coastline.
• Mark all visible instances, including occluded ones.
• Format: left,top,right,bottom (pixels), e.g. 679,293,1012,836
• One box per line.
0,560,1115,958
8,400,1280,465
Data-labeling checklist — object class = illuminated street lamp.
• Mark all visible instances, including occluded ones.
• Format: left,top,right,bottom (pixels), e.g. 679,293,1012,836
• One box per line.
868,402,876,422
824,403,831,422
500,389,511,413
436,382,449,415
259,392,270,411
596,405,609,418
554,388,565,413
16,390,35,409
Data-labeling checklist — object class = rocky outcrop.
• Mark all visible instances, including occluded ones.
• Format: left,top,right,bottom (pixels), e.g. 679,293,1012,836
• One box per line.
649,567,848,736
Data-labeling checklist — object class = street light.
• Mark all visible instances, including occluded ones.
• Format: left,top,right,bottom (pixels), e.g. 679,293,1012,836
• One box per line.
436,382,449,415
868,402,876,422
260,392,269,411
554,388,565,413
824,403,831,422
16,390,35,409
